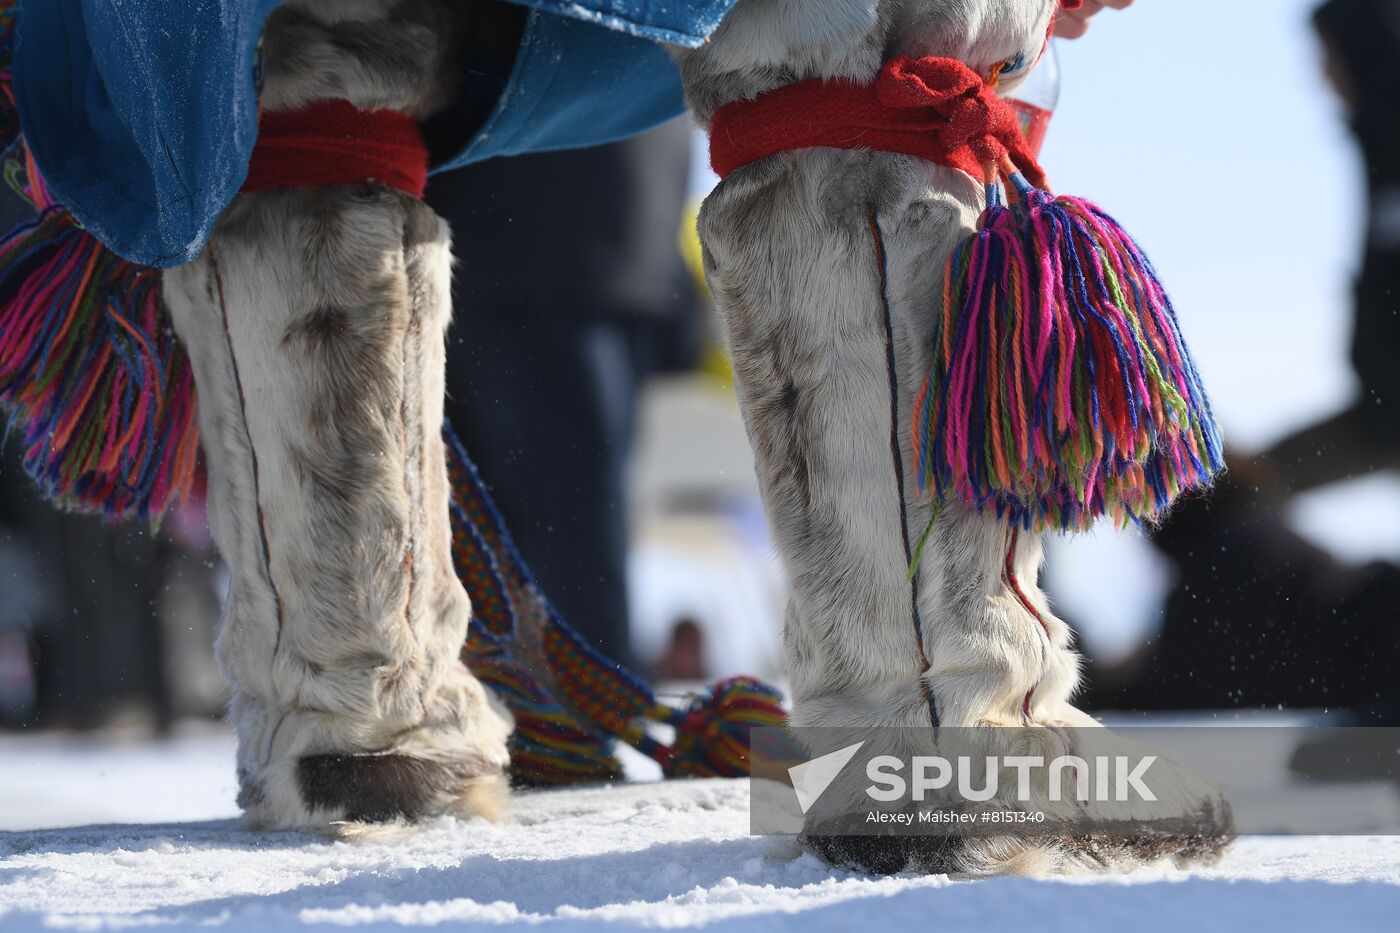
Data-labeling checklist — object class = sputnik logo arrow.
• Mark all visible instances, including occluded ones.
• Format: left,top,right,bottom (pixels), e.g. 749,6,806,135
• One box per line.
788,742,865,814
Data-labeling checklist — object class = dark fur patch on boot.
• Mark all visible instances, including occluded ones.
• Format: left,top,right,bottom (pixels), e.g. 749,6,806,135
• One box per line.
803,797,1234,875
1068,797,1237,868
296,753,465,822
801,831,968,876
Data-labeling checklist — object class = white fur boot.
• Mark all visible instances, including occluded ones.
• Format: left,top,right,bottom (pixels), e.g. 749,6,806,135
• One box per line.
678,0,1231,873
161,0,510,830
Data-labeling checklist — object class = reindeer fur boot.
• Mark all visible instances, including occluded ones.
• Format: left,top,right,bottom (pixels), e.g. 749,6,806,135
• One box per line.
677,0,1232,875
162,0,511,831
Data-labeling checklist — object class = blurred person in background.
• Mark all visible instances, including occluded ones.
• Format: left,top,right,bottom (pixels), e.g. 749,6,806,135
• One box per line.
1265,0,1400,484
0,449,43,725
1087,0,1400,722
0,444,177,732
427,121,699,672
0,184,228,731
0,188,182,733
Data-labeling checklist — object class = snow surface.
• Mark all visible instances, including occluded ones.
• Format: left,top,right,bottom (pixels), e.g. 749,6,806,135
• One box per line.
1,728,1398,931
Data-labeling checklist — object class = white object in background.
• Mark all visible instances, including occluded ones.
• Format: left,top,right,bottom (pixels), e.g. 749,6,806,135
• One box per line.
1289,473,1400,565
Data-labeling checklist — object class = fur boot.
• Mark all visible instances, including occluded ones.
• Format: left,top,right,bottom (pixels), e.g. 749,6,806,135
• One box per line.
161,0,511,830
676,0,1232,874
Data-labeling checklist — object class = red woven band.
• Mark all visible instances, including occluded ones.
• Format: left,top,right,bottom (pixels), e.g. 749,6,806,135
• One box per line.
241,100,429,199
709,56,1047,188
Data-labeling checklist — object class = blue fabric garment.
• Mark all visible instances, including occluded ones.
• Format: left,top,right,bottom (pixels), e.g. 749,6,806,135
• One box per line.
13,0,282,268
433,10,687,174
507,0,737,47
10,0,738,268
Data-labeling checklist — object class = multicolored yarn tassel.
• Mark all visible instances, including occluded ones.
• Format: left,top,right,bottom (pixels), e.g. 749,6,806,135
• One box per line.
912,170,1223,530
446,422,787,785
0,149,199,521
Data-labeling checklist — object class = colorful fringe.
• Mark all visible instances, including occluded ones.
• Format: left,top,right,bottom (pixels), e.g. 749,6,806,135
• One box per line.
447,423,787,785
0,159,200,520
912,174,1223,531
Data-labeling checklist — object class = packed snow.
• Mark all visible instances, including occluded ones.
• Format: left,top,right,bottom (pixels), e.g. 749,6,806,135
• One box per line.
1,727,1398,931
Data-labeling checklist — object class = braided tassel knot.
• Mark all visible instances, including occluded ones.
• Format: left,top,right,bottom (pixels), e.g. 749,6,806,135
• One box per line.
876,57,1043,186
665,677,788,779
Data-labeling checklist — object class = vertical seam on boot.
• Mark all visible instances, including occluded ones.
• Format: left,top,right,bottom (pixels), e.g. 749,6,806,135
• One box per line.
399,240,424,689
401,321,418,662
867,203,939,729
209,246,288,663
263,712,288,767
1002,525,1050,724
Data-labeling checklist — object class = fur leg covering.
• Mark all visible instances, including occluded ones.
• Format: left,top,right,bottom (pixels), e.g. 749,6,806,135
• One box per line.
161,0,510,830
678,0,1231,874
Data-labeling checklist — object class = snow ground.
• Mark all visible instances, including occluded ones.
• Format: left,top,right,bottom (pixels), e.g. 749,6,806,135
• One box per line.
1,728,1398,932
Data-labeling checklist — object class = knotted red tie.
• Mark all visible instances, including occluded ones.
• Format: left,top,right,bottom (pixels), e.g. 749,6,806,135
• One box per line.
709,56,1047,188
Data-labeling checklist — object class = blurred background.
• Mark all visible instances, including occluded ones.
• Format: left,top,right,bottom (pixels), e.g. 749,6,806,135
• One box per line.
1,0,1396,779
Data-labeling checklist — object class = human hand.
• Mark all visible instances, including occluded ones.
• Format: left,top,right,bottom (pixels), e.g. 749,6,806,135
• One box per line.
1054,0,1135,39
